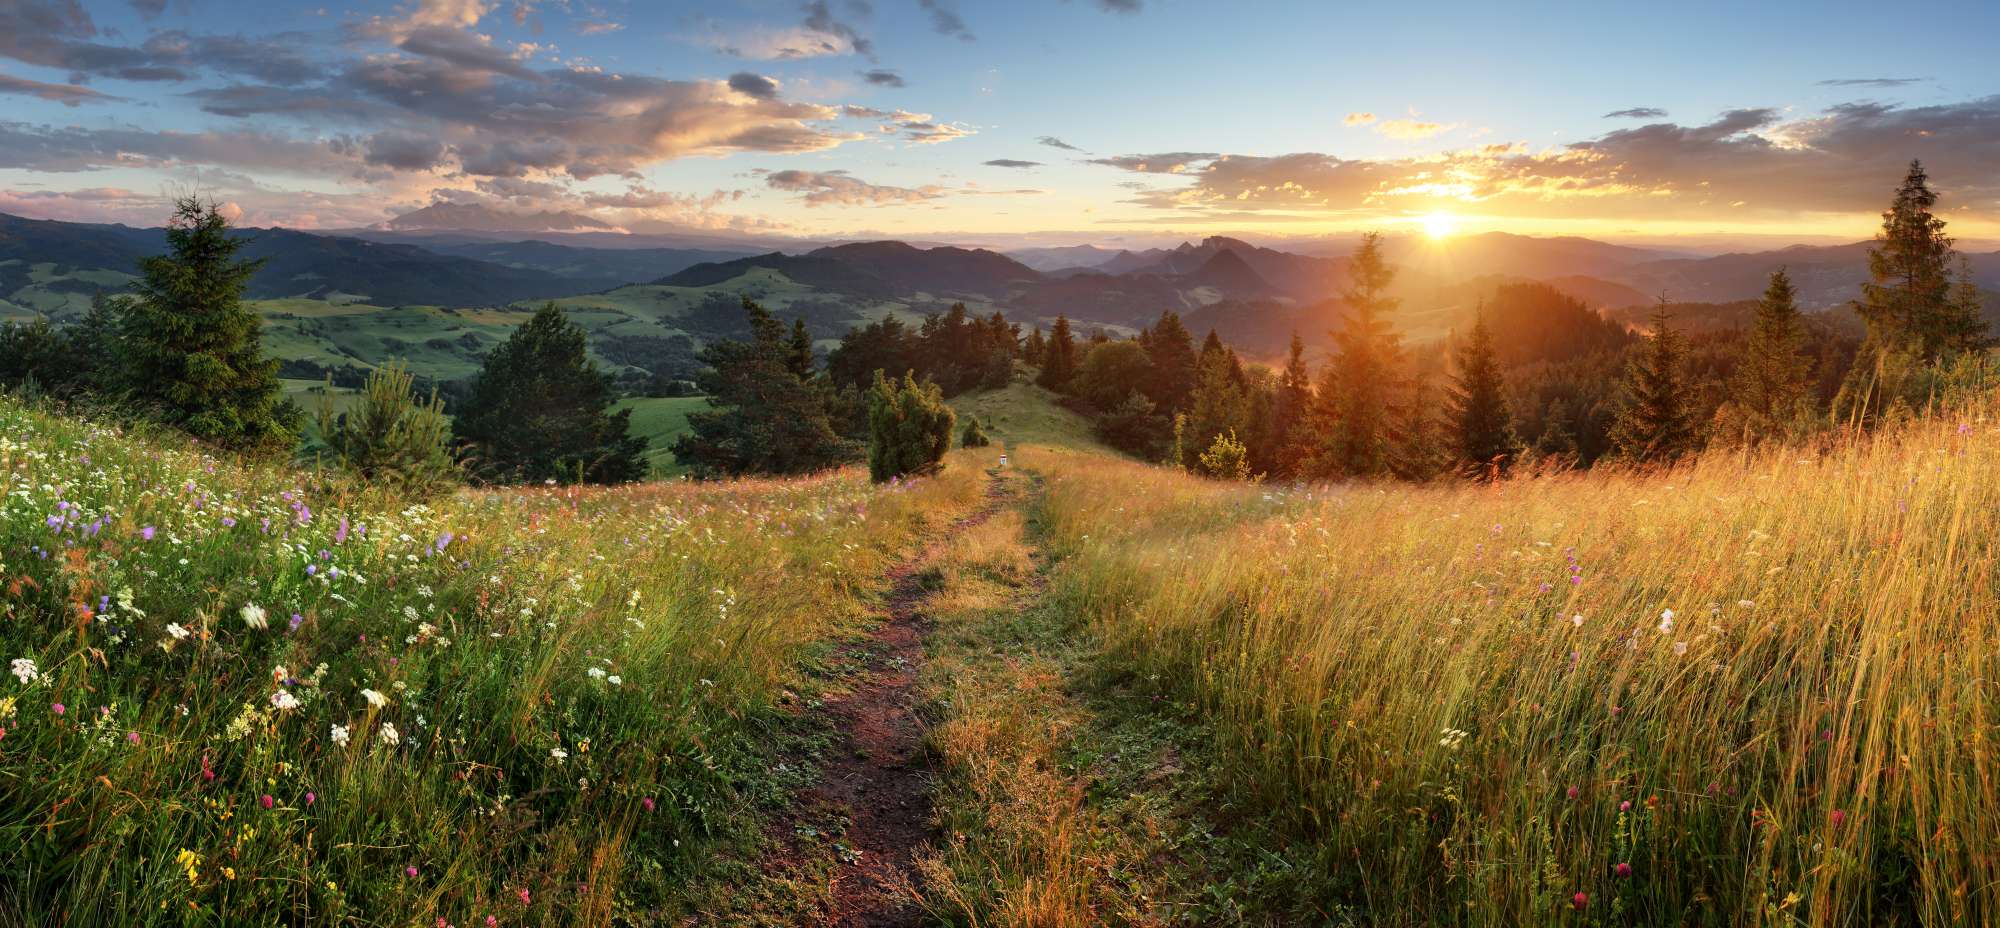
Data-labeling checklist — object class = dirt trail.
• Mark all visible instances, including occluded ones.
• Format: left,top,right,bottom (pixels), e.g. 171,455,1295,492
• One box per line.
797,473,1008,927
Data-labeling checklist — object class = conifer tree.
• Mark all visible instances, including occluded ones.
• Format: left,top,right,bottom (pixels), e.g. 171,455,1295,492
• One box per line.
787,318,815,380
317,361,458,497
1448,311,1518,477
1610,301,1698,463
1328,232,1403,477
458,303,647,484
120,197,298,452
674,298,852,477
1724,268,1814,443
960,414,991,448
1023,326,1046,366
1180,347,1249,470
1391,374,1450,481
1140,310,1198,411
1533,398,1579,463
1853,160,1984,362
1268,332,1313,477
1036,315,1076,390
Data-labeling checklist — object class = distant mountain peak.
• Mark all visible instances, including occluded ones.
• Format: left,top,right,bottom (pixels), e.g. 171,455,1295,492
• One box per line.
385,203,612,234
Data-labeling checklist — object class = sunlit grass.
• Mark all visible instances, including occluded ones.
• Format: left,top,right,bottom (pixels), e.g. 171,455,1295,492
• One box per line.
0,395,988,926
1020,400,2000,925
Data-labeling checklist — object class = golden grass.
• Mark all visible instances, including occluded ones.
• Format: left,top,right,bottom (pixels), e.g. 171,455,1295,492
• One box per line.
1017,401,2000,925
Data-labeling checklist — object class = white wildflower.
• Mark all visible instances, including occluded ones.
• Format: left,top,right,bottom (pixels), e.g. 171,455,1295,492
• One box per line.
9,658,39,685
330,724,351,746
240,603,269,630
379,723,400,746
1657,609,1675,634
270,691,300,711
587,667,607,681
359,688,388,708
166,623,190,640
606,675,622,686
550,747,568,760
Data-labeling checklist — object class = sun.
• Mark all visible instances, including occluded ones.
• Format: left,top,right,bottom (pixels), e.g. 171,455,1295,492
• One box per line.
1420,211,1459,240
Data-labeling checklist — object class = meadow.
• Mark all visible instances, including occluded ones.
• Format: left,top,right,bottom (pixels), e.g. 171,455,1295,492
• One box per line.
1012,397,2000,925
0,394,990,925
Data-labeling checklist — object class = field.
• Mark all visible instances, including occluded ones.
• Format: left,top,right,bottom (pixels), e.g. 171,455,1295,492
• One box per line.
6,379,1998,926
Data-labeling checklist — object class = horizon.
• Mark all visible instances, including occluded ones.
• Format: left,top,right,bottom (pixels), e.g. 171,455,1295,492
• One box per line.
2,0,1999,251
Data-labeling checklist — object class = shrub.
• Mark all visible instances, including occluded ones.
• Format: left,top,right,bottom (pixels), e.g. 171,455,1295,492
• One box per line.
960,414,991,448
868,370,956,482
315,361,459,497
1196,428,1250,480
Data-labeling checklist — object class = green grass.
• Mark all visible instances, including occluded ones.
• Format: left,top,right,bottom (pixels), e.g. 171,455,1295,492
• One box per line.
0,394,994,926
614,396,712,475
947,378,1104,453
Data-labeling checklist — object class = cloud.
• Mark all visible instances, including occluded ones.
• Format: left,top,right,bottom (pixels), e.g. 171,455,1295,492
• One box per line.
728,72,781,100
1818,77,1926,87
1090,100,2000,223
398,0,493,30
0,3,329,85
577,21,623,35
762,169,944,206
1098,0,1143,11
0,120,365,176
983,159,1041,168
916,0,975,40
1086,152,1218,173
364,132,447,171
1343,112,1376,126
859,69,905,87
1603,107,1667,119
392,26,538,80
796,0,875,59
130,0,168,17
1374,118,1454,140
0,73,120,107
1038,135,1083,152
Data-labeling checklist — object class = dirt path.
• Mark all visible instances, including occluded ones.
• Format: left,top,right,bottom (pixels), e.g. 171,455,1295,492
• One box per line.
796,473,1008,927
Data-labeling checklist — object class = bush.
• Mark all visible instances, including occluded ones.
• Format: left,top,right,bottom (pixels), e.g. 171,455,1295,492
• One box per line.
960,415,991,448
315,361,459,498
1196,428,1251,480
868,370,956,482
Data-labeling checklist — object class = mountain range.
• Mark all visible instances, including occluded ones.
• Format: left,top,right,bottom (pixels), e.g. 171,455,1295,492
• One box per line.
8,209,2000,377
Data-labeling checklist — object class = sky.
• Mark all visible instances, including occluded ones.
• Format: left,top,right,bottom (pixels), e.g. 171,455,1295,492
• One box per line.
3,0,1999,248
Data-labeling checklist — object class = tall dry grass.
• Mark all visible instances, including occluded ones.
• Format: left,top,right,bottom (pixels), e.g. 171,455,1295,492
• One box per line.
1022,402,2000,925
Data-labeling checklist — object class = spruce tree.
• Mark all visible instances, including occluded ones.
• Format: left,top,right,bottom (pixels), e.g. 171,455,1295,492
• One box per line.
1609,301,1698,463
1448,311,1518,478
1328,232,1403,477
1180,347,1249,470
1140,310,1198,411
1391,373,1450,481
1268,332,1313,477
1037,315,1076,391
1023,327,1046,367
1854,160,1982,361
120,197,298,453
1726,268,1814,443
457,303,647,484
673,298,853,477
787,318,816,381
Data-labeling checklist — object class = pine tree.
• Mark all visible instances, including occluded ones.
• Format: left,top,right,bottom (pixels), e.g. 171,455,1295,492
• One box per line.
1023,326,1047,366
1725,268,1814,443
1140,310,1198,411
1180,347,1249,470
1533,397,1579,463
674,298,853,477
457,303,648,484
1328,232,1403,477
867,370,956,482
316,361,458,497
120,197,298,452
1609,301,1698,463
1037,315,1076,391
1854,160,1985,361
1268,332,1313,477
1448,311,1518,478
1391,374,1450,481
787,318,815,381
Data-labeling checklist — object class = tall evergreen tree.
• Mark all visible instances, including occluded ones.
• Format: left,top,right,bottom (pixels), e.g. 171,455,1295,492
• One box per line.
1023,326,1047,366
674,298,853,477
787,318,816,380
1448,311,1518,477
1179,347,1250,470
1268,332,1313,477
1609,301,1698,463
457,303,647,484
120,197,298,452
1327,232,1403,477
1391,374,1450,481
1853,160,1983,362
1724,268,1814,443
1140,310,1198,411
1037,315,1076,391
